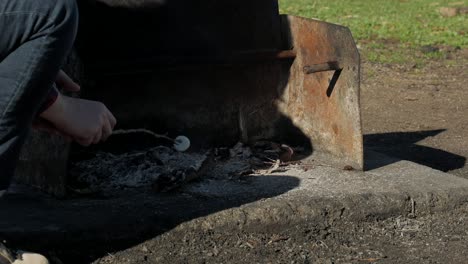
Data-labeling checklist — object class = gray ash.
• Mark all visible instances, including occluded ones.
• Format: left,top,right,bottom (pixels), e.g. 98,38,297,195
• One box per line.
70,146,207,194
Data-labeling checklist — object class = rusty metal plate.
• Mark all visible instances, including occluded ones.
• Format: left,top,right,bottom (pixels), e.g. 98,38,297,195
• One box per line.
78,9,362,169
277,15,363,169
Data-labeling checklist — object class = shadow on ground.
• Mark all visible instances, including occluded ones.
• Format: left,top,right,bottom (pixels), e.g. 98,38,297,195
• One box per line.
364,129,466,171
0,175,299,263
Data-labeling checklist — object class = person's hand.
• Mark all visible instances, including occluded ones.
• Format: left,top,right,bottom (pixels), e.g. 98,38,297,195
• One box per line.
37,70,116,146
40,94,117,146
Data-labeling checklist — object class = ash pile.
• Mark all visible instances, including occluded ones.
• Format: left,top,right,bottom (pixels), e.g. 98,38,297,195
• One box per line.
70,146,208,195
69,132,308,196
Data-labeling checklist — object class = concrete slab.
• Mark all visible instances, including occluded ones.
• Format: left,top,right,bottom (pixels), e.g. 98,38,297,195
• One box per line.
1,151,468,262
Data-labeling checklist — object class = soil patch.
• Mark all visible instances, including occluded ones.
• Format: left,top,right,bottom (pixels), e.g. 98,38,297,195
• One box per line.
361,47,468,178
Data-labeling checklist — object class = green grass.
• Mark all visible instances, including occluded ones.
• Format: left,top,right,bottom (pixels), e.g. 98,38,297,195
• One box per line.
279,0,467,49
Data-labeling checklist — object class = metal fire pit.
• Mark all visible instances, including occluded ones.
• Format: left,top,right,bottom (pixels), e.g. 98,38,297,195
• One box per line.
15,0,362,196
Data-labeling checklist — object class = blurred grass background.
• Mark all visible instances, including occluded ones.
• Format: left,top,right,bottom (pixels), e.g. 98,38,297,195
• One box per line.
278,0,467,63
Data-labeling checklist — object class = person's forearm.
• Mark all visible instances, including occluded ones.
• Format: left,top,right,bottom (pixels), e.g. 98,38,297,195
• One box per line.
92,0,165,9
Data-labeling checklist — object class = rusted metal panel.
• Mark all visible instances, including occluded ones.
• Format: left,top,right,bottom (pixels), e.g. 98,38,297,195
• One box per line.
76,4,362,169
14,132,70,197
86,61,289,148
277,15,363,169
77,0,293,148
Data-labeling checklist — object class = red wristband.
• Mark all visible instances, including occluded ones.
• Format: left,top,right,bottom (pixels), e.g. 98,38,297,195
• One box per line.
39,86,59,114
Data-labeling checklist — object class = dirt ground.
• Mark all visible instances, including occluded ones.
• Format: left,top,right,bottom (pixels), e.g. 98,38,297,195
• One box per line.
94,205,468,264
361,47,468,178
88,47,468,264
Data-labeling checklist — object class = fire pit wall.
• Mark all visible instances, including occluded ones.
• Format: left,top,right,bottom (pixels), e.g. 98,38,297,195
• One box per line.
14,52,82,197
76,0,288,147
15,0,363,196
77,0,362,163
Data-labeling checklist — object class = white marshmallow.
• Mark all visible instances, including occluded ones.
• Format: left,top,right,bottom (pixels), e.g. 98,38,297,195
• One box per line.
173,136,190,152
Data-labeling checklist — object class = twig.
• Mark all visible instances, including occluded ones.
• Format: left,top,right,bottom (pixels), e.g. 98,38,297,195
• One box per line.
266,159,281,174
408,197,416,217
245,242,254,249
267,235,289,245
352,257,385,262
112,128,175,142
